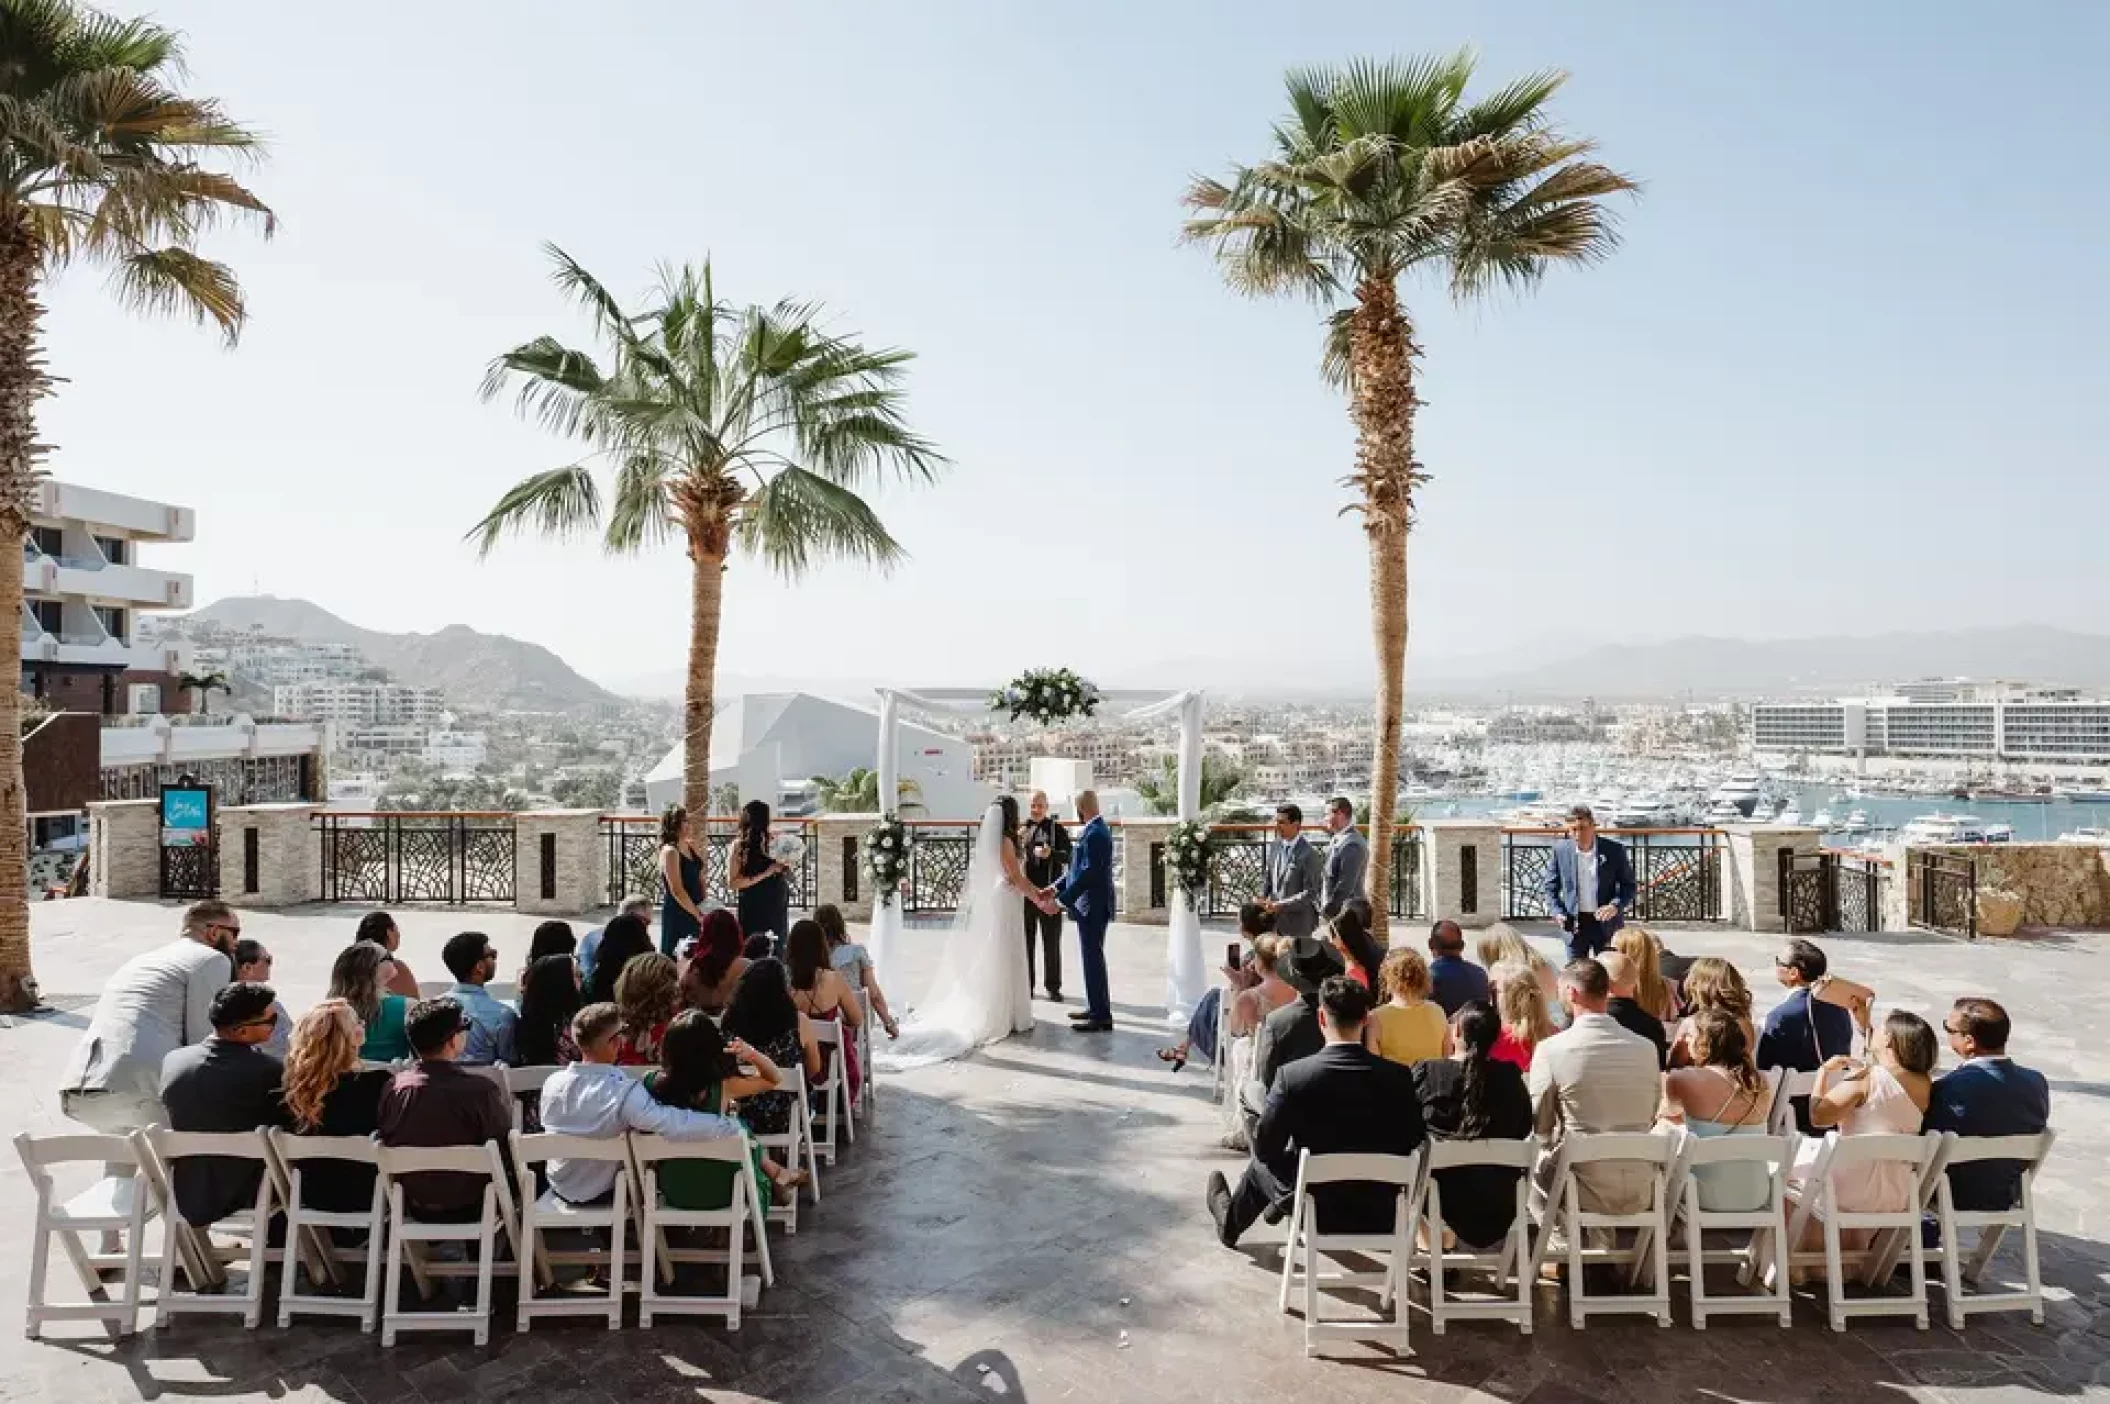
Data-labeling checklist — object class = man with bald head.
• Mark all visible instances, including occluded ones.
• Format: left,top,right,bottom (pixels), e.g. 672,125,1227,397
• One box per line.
1054,790,1116,1032
1020,790,1073,1001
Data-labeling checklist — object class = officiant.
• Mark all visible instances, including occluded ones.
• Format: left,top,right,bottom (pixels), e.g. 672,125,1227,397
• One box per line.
1021,790,1073,1001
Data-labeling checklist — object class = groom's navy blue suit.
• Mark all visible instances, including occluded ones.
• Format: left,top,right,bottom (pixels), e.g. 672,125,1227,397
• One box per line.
1058,815,1116,1023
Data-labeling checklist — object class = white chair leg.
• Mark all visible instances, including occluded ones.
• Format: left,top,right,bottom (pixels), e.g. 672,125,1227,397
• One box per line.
25,1215,52,1340
381,1220,404,1347
1277,1197,1301,1313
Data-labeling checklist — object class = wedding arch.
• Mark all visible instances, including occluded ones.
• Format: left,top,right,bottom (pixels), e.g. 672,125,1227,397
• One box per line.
870,686,1208,1019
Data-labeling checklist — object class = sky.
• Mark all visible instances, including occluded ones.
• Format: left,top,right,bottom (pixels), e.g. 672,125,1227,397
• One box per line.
39,1,2110,696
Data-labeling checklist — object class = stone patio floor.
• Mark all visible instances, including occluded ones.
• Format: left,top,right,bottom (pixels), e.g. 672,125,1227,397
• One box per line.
3,899,2109,1403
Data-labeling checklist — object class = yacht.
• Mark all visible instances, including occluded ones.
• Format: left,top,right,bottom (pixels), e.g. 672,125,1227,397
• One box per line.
1811,806,1836,829
1709,772,1764,817
1983,823,2015,844
1777,801,1805,826
2057,827,2110,846
1898,813,1992,845
1704,798,1747,824
1840,809,1872,834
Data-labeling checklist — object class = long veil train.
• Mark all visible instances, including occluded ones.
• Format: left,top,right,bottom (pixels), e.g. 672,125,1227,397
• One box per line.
875,802,1022,1071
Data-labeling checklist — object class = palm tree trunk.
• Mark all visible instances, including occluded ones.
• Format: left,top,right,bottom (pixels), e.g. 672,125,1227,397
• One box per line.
1348,275,1422,947
682,514,728,821
0,219,47,1011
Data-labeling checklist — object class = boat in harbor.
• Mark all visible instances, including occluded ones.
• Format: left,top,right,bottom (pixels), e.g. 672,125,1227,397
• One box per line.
2058,827,2110,845
1778,801,1805,825
1811,806,1836,829
1708,772,1763,818
1840,809,1872,834
1899,812,1994,845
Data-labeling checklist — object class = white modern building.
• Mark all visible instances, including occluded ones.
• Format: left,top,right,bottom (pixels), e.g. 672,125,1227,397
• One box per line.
423,729,490,770
1754,688,2110,766
195,637,362,686
644,692,993,817
20,479,193,714
274,680,445,729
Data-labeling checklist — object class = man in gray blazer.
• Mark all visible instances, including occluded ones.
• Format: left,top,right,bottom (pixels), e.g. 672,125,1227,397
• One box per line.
1259,803,1325,941
1319,796,1369,920
1527,957,1662,1217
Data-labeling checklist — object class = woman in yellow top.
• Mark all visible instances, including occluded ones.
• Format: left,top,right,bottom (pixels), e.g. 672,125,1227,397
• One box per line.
1366,947,1449,1066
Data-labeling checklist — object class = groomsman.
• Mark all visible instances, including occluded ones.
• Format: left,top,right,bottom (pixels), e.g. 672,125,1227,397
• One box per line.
1319,796,1369,921
1260,804,1325,942
1020,791,1072,1001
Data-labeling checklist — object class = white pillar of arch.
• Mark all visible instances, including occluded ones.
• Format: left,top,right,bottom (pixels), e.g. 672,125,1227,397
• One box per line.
868,689,903,982
1163,690,1207,1020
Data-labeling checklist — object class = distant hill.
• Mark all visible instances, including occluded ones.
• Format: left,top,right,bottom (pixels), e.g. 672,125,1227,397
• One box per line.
187,595,620,713
1466,626,2110,700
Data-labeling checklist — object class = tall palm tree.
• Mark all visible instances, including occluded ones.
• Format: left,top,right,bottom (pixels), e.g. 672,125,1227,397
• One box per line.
0,0,272,1010
1184,52,1634,941
472,248,944,819
176,668,229,715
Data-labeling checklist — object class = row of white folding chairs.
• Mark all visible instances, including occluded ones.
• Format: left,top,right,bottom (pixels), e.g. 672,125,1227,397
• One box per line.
1272,1120,2057,1354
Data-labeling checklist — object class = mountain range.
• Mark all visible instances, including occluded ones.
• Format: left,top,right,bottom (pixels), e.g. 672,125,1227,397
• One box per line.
188,596,621,713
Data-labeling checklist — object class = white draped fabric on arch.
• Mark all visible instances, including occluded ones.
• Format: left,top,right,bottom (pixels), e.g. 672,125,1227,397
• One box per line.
869,685,1208,1021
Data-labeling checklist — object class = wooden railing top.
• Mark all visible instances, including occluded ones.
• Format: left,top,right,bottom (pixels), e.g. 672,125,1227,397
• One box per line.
1498,826,1722,837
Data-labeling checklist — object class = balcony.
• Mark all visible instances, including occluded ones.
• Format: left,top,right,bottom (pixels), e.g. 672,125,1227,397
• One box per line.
23,547,193,609
32,480,194,542
97,711,326,768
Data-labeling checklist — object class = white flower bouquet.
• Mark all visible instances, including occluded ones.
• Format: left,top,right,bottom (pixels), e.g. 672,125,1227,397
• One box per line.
864,814,912,909
1164,820,1213,905
769,832,806,865
991,667,1102,726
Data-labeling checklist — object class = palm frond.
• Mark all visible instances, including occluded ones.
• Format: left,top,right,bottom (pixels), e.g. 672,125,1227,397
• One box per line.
736,465,904,577
1454,68,1567,138
109,246,243,340
464,464,603,557
1319,307,1356,392
603,452,680,554
480,336,611,439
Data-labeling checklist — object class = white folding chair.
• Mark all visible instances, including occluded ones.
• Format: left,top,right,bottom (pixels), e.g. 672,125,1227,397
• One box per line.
1662,1127,1795,1328
1920,1129,2057,1329
628,1131,774,1329
754,1064,818,1233
853,990,878,1124
1767,1069,1820,1137
1276,1149,1421,1357
808,1019,853,1164
1209,981,1235,1101
1530,1131,1676,1328
1418,1138,1537,1335
1779,1130,1944,1332
14,1131,156,1338
510,1131,629,1333
141,1127,285,1330
375,1140,520,1346
270,1130,387,1331
504,1066,560,1133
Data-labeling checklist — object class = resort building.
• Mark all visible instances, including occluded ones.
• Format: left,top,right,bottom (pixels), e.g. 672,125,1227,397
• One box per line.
272,679,445,730
1753,685,2110,766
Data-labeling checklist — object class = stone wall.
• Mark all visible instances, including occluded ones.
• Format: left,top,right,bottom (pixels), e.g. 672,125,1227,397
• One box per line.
1919,842,2110,934
513,810,604,916
1421,820,1501,929
218,803,321,906
1723,825,1821,932
87,798,159,899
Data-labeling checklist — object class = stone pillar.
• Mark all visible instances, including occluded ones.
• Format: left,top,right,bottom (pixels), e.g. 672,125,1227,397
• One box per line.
1421,819,1503,929
217,803,321,906
1120,817,1175,925
1724,825,1822,932
512,810,606,916
816,815,875,922
87,799,160,899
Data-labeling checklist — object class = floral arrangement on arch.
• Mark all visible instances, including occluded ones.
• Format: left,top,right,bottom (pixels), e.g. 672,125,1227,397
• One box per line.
1163,820,1214,906
991,667,1101,727
864,815,912,908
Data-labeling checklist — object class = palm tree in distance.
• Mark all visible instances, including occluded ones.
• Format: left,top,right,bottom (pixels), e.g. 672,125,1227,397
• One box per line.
0,0,273,1010
809,767,922,815
471,248,945,819
1136,753,1245,818
177,669,230,716
1184,51,1634,942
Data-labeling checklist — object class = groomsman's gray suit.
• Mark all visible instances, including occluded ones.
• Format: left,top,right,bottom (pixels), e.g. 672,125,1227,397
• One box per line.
1263,834,1325,941
1321,827,1369,920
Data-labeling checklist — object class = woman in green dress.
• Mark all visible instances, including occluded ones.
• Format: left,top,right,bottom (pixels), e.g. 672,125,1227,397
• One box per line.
329,941,411,1062
644,1010,811,1208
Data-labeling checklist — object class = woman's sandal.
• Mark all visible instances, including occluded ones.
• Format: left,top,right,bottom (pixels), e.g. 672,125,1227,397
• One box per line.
1155,1046,1188,1073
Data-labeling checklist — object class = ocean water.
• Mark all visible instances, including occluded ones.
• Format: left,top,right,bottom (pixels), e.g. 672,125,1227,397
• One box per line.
1414,790,2110,841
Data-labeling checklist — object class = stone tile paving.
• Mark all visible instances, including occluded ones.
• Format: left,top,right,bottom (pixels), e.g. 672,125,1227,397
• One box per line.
3,900,2110,1401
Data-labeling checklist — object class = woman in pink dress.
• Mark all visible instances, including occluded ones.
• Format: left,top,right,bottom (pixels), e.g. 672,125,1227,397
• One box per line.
786,917,865,1102
1788,1008,1937,1256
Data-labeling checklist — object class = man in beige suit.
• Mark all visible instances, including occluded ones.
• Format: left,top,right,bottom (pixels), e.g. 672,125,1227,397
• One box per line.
1528,957,1662,1216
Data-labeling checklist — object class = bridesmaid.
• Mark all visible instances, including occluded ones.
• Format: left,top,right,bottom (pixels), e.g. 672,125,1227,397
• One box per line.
658,805,707,958
731,799,792,954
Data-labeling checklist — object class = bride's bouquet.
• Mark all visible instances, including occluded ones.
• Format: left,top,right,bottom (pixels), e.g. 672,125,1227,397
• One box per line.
769,832,806,866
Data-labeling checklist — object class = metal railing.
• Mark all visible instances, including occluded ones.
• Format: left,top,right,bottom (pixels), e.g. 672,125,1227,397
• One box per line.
316,812,518,905
1500,828,1724,924
1782,849,1889,934
1185,824,1423,921
1908,850,1978,939
599,816,821,911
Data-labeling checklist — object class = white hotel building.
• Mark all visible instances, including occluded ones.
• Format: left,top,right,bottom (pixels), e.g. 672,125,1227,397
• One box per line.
1752,680,2110,769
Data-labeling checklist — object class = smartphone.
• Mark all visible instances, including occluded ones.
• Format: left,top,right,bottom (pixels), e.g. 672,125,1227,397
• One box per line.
1227,941,1243,969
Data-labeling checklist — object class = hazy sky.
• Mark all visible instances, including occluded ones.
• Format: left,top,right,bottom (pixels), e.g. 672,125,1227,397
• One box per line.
40,2,2110,694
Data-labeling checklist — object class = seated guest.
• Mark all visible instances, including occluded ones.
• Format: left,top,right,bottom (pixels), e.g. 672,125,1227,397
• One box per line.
159,982,287,1227
579,896,653,990
741,931,774,962
1926,998,2051,1211
355,909,422,998
1245,940,1346,1113
720,958,822,1147
377,998,514,1219
1661,1009,1774,1211
1668,957,1755,1068
232,939,291,1055
1600,951,1670,1069
1427,920,1490,1017
1756,938,1870,1072
1367,947,1448,1067
1611,927,1678,1023
1207,977,1425,1247
1413,1000,1534,1249
583,912,653,1008
680,908,748,1016
515,953,585,1067
1476,923,1561,1026
613,953,682,1066
786,919,865,1101
538,1003,746,1205
818,903,898,1040
440,931,517,1067
1492,966,1555,1072
1528,958,1662,1215
277,999,393,1213
1788,1010,1936,1257
1160,903,1283,1072
330,941,410,1063
516,919,576,992
646,1008,810,1202
1324,903,1384,991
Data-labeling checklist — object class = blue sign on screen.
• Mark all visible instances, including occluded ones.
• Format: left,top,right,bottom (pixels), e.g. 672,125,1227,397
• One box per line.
162,789,210,831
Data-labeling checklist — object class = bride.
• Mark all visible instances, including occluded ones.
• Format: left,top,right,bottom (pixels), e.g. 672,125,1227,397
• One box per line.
877,796,1051,1070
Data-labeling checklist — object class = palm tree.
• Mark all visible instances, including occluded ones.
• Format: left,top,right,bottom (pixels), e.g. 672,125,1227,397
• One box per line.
808,767,921,815
176,669,229,715
1135,753,1245,817
472,248,943,820
1184,52,1633,941
0,0,272,1010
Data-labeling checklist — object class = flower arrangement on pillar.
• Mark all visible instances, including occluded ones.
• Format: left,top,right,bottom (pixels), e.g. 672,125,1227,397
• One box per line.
1164,820,1213,905
864,815,912,907
991,668,1101,726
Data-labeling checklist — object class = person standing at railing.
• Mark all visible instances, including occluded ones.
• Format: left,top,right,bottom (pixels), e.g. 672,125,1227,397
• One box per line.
730,799,793,957
1319,796,1369,922
1019,791,1072,1002
1539,805,1634,961
1259,803,1325,942
659,806,709,958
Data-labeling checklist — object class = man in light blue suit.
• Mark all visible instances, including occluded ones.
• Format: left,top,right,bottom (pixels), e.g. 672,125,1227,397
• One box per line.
1540,805,1635,961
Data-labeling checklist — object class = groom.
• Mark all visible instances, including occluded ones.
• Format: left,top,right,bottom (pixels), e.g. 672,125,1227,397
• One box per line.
1051,790,1115,1033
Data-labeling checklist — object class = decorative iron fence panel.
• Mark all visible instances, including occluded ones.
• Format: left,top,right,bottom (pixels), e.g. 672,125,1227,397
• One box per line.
1502,829,1724,924
159,843,220,900
316,814,517,906
1908,850,1977,939
898,823,1126,915
600,817,819,911
1193,826,1422,920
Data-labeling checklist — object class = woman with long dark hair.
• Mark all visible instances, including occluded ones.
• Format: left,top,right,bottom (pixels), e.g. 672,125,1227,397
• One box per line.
584,911,653,1008
645,1010,809,1204
730,799,793,954
658,806,709,958
1325,900,1385,990
329,941,410,1062
721,957,820,1140
516,919,576,993
680,907,748,1015
612,952,682,1065
786,918,865,1102
355,909,421,997
516,953,585,1066
1411,999,1534,1249
1662,1009,1774,1211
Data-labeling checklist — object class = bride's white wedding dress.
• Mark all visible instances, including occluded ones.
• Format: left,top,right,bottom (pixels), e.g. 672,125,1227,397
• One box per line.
876,803,1036,1070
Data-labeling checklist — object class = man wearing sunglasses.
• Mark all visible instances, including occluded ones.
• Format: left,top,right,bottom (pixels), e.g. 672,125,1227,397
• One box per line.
159,981,288,1227
441,930,518,1066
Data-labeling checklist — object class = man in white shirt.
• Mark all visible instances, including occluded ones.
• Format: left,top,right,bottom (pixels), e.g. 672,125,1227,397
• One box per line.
538,1003,743,1203
1527,957,1662,1216
61,899,241,1156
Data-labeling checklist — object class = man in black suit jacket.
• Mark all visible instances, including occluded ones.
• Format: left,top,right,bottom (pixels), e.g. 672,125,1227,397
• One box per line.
158,982,287,1227
1208,976,1426,1248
